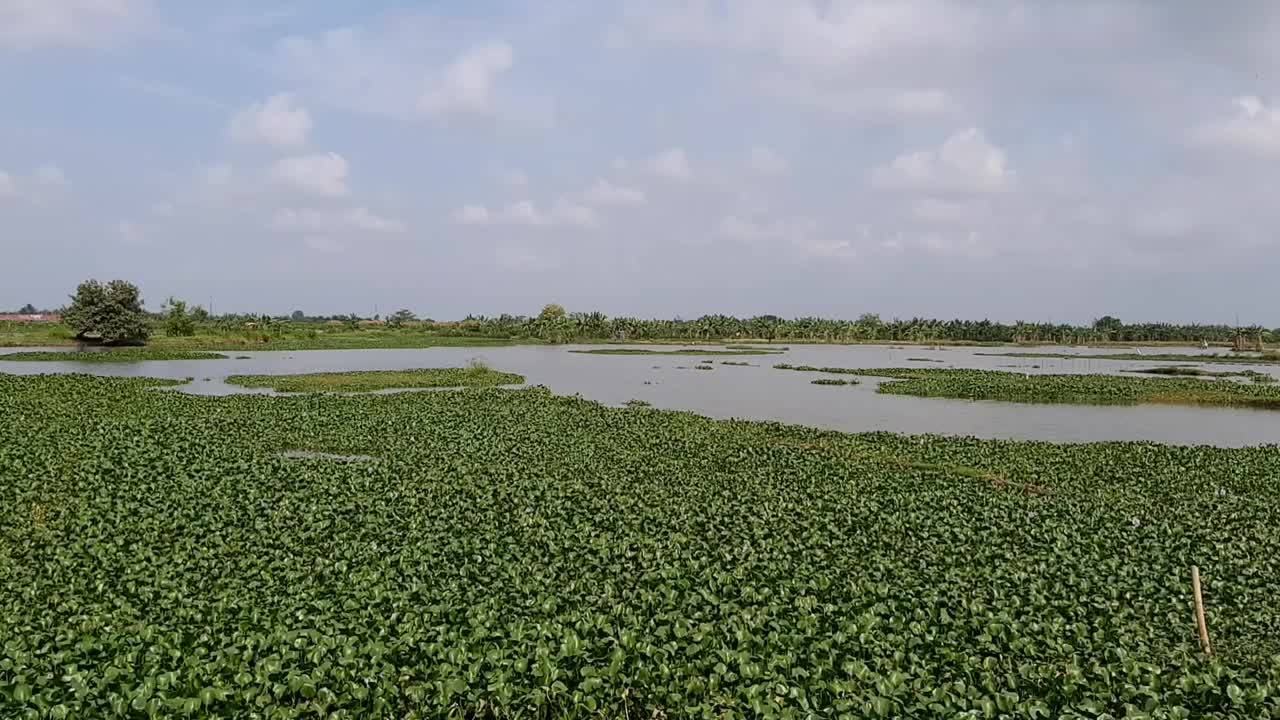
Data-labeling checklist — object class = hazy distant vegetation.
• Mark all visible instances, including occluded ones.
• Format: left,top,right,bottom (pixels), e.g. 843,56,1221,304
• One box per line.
6,281,1278,349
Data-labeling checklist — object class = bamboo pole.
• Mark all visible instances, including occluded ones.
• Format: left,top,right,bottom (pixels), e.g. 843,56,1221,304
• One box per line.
1191,566,1213,656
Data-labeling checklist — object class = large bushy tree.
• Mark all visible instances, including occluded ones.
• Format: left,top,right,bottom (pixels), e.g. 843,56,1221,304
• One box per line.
62,279,152,345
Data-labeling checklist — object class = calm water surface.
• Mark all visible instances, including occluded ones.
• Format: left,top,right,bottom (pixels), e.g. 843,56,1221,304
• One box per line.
4,344,1279,447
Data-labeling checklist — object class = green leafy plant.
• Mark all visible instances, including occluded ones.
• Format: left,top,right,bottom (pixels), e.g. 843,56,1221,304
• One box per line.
2,373,1279,717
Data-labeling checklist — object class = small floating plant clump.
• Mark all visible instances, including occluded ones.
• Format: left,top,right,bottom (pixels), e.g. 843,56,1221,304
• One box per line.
571,347,785,356
1134,366,1276,383
719,360,755,367
694,364,715,371
225,365,524,393
0,348,228,362
811,378,859,386
774,363,867,375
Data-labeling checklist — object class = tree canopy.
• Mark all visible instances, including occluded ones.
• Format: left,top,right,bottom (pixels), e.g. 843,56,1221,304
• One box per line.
62,280,152,346
539,303,566,321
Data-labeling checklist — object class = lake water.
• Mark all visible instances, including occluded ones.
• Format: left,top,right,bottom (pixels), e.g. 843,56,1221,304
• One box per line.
4,344,1279,447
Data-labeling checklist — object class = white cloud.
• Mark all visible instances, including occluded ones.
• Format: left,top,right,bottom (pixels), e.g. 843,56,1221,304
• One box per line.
640,0,979,70
717,214,852,260
494,246,557,272
873,128,1014,195
762,78,953,118
270,152,349,197
270,207,405,233
304,236,344,253
453,199,597,228
748,146,788,174
0,171,14,196
204,163,233,187
500,169,527,186
1191,96,1280,156
117,220,145,245
911,197,991,225
418,41,514,118
647,147,693,181
582,179,646,206
452,204,491,225
719,215,814,243
229,93,313,150
118,75,227,111
0,0,148,50
33,164,67,185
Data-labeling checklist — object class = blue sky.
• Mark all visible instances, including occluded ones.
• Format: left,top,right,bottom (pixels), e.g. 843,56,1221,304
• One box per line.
3,1,1279,322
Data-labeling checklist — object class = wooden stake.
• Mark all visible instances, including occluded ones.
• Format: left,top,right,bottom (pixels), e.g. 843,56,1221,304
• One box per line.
1192,566,1213,656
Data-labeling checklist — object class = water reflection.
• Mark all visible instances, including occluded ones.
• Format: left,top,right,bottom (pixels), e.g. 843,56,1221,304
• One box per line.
4,344,1279,447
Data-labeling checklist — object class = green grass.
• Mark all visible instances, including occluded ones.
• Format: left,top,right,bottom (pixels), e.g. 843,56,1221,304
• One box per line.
3,373,1280,717
571,348,785,356
774,362,867,375
811,378,859,386
719,360,755,367
724,344,790,351
846,368,1280,410
978,351,1280,365
226,366,525,393
0,348,227,362
1134,366,1276,383
0,322,77,348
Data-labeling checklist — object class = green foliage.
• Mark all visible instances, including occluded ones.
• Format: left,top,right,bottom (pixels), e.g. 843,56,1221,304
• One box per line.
386,309,417,328
850,368,1280,410
811,378,859,386
3,373,1280,717
0,349,226,362
539,303,566,321
775,363,866,375
162,297,197,337
979,351,1280,365
226,366,525,393
1134,367,1275,383
574,348,784,356
61,279,151,345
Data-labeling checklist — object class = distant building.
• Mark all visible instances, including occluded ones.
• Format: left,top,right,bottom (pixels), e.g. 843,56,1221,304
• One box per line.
0,313,61,323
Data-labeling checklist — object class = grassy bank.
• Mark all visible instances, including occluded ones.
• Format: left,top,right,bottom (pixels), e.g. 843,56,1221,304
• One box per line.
571,348,785,356
979,350,1280,365
0,348,227,362
226,366,525,393
848,368,1280,410
1134,366,1275,382
3,373,1280,716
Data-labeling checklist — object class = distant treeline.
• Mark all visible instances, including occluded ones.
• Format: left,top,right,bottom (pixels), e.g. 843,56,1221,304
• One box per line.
438,313,1271,345
11,302,1272,345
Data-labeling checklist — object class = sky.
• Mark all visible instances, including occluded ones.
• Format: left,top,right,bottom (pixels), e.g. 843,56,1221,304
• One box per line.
2,1,1279,322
